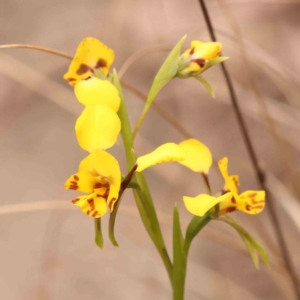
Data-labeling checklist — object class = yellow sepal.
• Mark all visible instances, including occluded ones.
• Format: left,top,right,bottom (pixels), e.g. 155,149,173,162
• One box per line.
183,193,232,216
136,143,186,172
75,105,121,152
74,77,120,112
178,139,212,173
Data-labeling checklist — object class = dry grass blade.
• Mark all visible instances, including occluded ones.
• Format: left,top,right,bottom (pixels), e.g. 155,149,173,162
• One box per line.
0,44,73,60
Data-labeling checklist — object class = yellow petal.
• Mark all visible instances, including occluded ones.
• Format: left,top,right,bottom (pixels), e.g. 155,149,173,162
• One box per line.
79,192,107,218
64,37,114,86
74,77,120,112
224,175,240,195
218,157,229,179
75,104,121,152
107,183,119,212
79,150,121,199
191,41,222,60
183,193,232,216
136,143,186,172
218,192,237,214
218,157,240,200
64,172,100,193
237,190,266,215
178,139,212,173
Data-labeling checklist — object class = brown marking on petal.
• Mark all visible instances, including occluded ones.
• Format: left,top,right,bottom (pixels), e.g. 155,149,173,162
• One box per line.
86,210,91,216
253,205,264,210
72,198,80,204
87,198,95,210
103,189,109,198
248,192,257,198
108,197,117,211
69,182,79,190
192,58,206,68
189,47,195,55
94,182,109,189
251,199,264,205
92,211,98,218
226,207,236,213
73,175,79,181
231,197,236,204
95,58,107,69
233,177,239,187
246,204,252,211
76,64,91,75
67,78,76,82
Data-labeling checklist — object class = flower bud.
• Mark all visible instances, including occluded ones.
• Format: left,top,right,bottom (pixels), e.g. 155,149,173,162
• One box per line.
177,40,223,78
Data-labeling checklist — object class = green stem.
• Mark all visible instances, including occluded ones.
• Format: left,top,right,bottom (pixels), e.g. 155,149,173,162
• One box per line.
113,70,173,283
184,214,211,255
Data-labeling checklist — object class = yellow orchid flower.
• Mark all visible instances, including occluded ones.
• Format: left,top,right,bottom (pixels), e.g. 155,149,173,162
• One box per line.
75,104,121,152
218,157,266,215
74,77,121,112
65,150,121,218
65,143,186,218
178,140,265,217
177,40,223,78
64,37,114,86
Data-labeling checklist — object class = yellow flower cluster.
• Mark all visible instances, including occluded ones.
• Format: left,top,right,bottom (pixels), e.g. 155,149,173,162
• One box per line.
64,38,265,220
64,38,121,152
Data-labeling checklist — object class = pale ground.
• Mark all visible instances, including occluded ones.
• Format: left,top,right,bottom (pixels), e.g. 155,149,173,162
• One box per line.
0,0,300,299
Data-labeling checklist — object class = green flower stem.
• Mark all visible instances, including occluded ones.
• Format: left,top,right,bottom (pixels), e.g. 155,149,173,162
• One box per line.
173,213,211,300
113,70,173,283
183,214,211,255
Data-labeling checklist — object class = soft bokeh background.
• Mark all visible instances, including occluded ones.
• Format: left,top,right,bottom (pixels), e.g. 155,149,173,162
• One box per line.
1,0,300,299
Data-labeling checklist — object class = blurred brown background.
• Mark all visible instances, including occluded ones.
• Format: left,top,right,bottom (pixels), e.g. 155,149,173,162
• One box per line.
0,0,300,299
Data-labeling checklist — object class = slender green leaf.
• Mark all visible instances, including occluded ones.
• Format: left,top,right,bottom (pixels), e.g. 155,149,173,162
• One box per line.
184,214,211,255
241,235,259,269
94,218,104,249
195,75,215,98
133,36,186,138
220,216,269,269
248,235,270,268
173,204,186,300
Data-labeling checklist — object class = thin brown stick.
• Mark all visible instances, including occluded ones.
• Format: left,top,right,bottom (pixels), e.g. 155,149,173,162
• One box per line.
198,0,300,298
